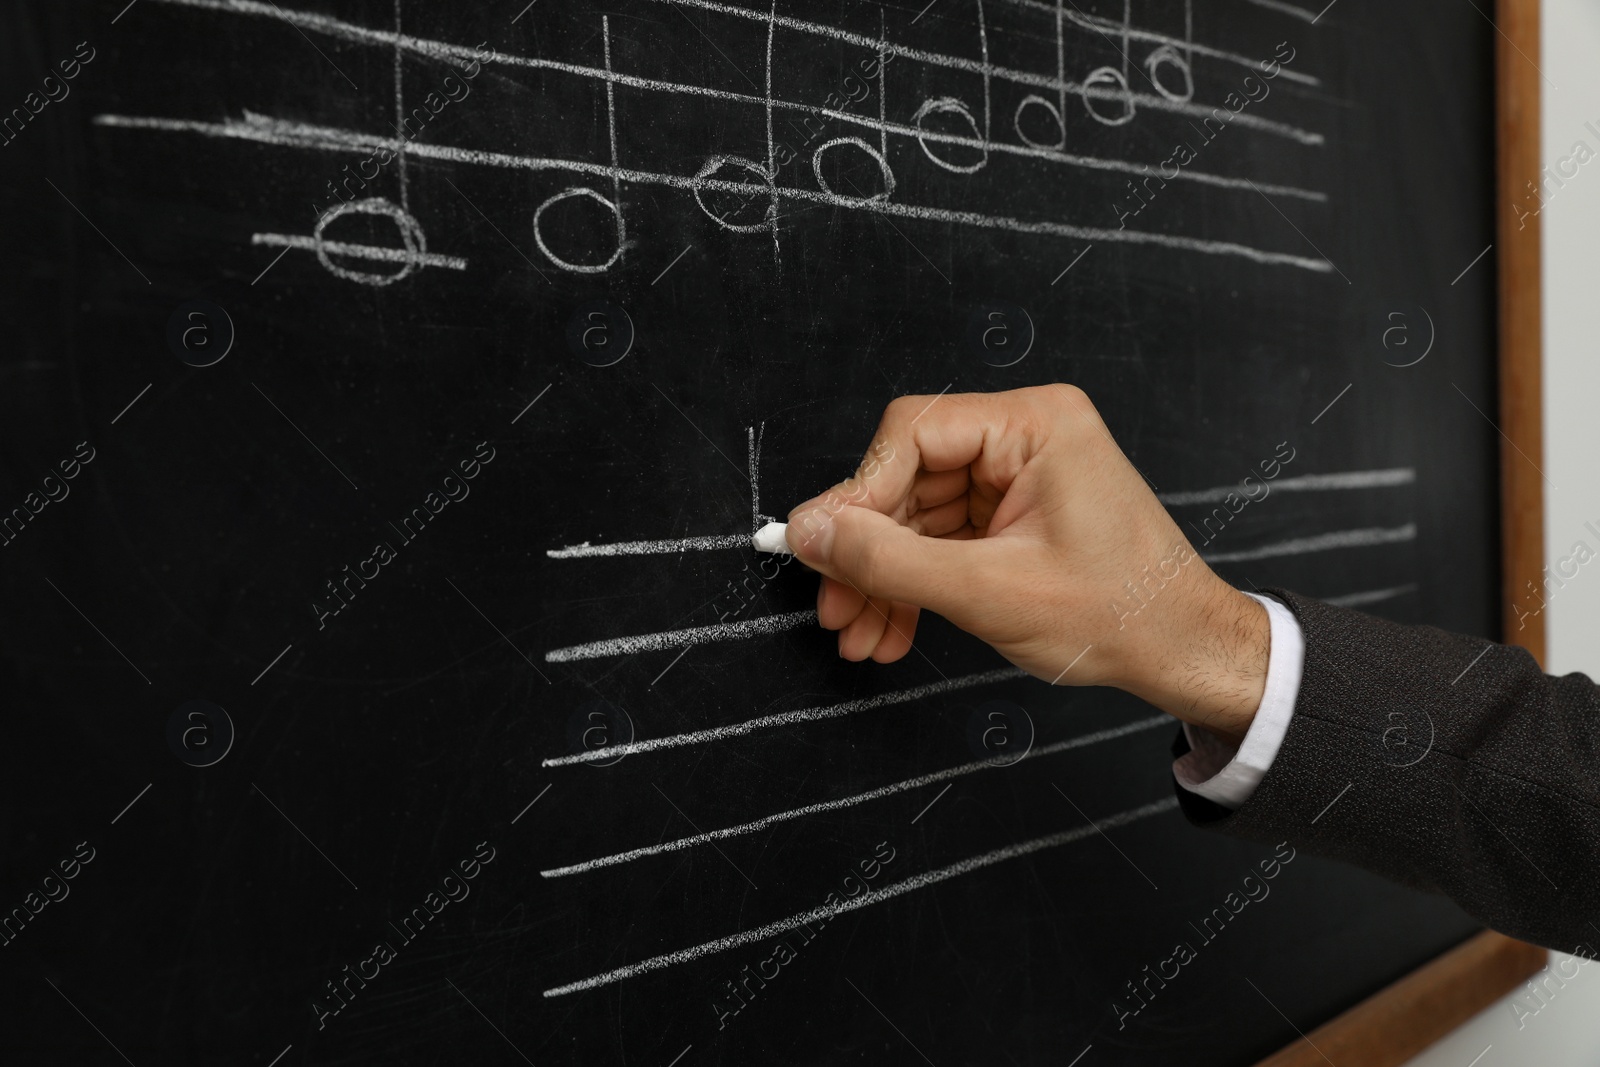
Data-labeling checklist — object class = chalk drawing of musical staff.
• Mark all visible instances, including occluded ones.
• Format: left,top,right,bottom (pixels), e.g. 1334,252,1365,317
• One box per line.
96,0,1338,281
654,0,1321,139
541,466,1418,670
538,797,1184,997
541,713,1173,874
100,108,1332,271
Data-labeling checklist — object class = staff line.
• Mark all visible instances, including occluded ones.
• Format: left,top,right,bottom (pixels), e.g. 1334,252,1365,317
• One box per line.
95,61,1331,204
541,796,1180,996
544,667,1030,766
250,233,468,268
92,113,1332,272
1156,466,1415,507
140,0,1326,146
1239,0,1320,22
1202,522,1417,563
538,524,1420,668
545,469,1419,561
1323,583,1418,608
548,534,750,558
540,714,1171,877
545,609,818,663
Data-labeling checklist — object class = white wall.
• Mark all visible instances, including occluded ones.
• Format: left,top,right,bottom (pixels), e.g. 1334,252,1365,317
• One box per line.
1539,1,1600,671
1402,952,1600,1066
1402,3,1600,1063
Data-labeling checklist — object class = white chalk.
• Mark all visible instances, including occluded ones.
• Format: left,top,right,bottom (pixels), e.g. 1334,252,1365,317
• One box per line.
752,521,792,554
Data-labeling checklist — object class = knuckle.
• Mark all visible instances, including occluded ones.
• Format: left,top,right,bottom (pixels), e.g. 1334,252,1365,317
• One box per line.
883,394,922,425
1044,383,1106,437
1048,382,1090,411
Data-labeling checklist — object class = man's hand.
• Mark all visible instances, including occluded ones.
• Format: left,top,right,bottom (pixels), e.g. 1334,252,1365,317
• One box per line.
785,385,1269,742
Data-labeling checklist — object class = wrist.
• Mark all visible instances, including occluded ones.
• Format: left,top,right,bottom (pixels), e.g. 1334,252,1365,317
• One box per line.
1117,583,1269,743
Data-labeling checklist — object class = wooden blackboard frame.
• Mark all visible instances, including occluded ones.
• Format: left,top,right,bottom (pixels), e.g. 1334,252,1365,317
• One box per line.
1253,0,1549,1063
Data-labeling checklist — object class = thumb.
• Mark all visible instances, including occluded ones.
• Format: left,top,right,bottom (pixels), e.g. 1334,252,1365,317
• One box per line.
786,503,979,615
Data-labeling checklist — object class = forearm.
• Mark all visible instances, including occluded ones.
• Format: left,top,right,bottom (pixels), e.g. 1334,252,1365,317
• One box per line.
1177,588,1600,956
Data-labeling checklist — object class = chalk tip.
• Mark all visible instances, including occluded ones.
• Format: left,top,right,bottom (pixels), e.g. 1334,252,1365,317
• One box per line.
752,521,792,554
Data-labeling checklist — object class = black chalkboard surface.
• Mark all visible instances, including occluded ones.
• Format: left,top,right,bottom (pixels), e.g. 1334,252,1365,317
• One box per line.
1,0,1503,1063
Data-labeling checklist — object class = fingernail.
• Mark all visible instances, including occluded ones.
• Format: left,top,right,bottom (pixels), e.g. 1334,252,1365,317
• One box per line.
786,504,835,565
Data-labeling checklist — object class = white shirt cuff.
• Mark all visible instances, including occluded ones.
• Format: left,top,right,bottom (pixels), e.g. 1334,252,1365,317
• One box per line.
1172,591,1305,809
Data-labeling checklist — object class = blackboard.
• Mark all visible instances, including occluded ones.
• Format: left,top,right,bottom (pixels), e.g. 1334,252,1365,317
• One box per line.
1,0,1512,1063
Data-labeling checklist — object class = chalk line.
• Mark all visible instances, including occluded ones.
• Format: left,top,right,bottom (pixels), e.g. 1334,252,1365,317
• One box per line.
1053,0,1067,122
642,0,1325,143
1158,468,1415,507
1202,523,1417,564
94,113,1334,272
138,0,1327,147
878,9,889,160
546,470,1409,560
601,15,624,266
541,795,1179,996
548,467,1407,559
541,715,1170,877
763,0,781,264
544,667,1029,767
997,0,1319,86
250,233,468,269
978,0,992,146
93,47,1331,206
547,535,750,559
392,0,408,209
1238,0,1321,23
545,610,817,663
1325,583,1419,608
748,423,766,531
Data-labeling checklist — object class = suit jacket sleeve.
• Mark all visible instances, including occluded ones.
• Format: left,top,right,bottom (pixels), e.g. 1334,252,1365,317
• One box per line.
1171,587,1600,956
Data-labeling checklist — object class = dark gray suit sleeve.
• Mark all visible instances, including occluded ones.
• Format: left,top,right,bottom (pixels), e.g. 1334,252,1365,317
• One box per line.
1171,587,1600,956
